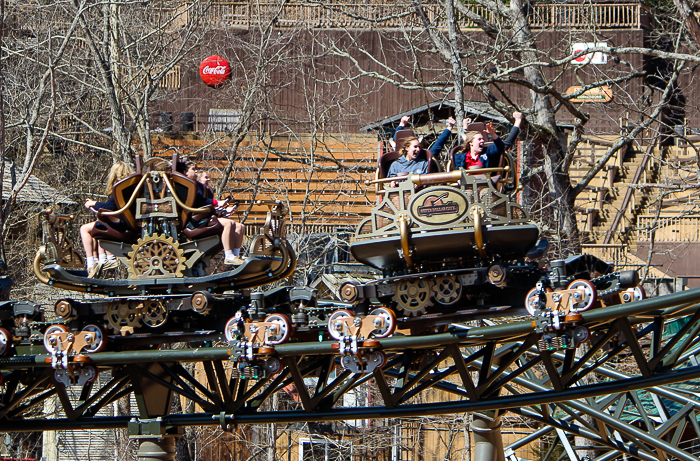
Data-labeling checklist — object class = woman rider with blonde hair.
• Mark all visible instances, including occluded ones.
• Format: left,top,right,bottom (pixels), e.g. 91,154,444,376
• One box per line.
80,161,135,277
454,112,523,170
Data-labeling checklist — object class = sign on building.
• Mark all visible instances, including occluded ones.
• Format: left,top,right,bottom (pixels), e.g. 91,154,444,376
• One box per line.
565,85,613,103
571,42,609,65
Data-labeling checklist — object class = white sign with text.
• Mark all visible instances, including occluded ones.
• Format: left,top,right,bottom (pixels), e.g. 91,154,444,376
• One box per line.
571,42,609,65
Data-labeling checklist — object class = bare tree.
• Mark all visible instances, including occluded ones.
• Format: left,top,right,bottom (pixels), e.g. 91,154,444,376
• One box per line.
302,0,700,256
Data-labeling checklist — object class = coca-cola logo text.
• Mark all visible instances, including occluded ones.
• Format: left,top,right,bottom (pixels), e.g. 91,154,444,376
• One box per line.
202,65,228,75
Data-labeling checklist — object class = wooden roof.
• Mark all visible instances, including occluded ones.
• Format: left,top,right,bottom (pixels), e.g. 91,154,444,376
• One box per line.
1,158,75,205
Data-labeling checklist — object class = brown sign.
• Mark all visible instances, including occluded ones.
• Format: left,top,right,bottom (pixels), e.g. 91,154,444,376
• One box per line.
565,85,613,103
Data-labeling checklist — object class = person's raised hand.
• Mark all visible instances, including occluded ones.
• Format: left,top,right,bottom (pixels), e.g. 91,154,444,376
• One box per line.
513,111,523,127
485,122,497,138
399,115,411,127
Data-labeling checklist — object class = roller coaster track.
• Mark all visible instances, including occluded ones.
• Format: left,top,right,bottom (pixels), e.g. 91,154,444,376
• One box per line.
4,287,700,459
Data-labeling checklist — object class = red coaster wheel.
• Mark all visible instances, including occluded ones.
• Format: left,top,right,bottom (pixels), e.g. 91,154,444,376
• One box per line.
567,279,597,312
0,328,12,356
43,324,69,354
264,314,292,345
327,309,355,341
82,324,108,353
369,307,396,338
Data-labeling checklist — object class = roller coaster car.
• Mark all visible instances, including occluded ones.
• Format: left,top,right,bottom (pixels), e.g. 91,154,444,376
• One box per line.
340,157,646,329
345,155,543,318
34,158,295,296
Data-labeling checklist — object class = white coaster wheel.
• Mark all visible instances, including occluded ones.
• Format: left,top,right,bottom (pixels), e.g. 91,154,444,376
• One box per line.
82,324,107,353
369,308,397,338
567,279,597,312
264,314,292,345
224,316,242,342
44,324,69,354
327,309,355,341
525,287,542,316
622,285,646,303
525,286,554,316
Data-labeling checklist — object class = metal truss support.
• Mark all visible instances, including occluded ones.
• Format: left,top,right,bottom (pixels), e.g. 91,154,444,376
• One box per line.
4,287,700,461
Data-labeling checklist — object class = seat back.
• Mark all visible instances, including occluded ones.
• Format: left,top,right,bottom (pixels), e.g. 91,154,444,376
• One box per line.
448,146,461,171
112,173,143,232
170,172,199,229
424,149,439,174
378,150,401,179
394,129,417,147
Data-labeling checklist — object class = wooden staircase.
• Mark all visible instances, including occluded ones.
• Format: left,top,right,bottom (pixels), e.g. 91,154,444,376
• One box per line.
570,137,663,252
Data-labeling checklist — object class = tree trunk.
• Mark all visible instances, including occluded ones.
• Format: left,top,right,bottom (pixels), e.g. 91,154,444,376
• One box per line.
509,0,581,250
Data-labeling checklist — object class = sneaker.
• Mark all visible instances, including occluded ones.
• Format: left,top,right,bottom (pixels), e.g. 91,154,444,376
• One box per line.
224,256,245,266
102,259,120,271
87,262,102,278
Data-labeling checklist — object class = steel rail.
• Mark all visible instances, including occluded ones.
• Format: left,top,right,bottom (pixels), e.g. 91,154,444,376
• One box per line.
1,287,698,370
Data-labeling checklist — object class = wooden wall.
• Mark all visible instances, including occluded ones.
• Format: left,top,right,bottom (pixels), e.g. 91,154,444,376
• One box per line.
151,27,679,137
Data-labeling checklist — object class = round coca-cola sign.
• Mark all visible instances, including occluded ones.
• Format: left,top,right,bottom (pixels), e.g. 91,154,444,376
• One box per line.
199,55,230,87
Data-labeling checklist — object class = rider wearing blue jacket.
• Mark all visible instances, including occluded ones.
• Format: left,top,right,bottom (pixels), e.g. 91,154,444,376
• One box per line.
388,116,456,179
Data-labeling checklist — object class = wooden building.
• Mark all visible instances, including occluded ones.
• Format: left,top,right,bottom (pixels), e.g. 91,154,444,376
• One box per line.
150,1,686,137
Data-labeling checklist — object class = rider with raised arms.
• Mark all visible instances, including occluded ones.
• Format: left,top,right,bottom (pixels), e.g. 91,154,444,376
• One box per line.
455,112,523,170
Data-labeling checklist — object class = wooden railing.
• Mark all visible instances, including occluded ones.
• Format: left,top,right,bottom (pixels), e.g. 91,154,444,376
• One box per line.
582,244,631,267
529,3,642,29
194,2,644,30
582,243,671,279
637,215,700,242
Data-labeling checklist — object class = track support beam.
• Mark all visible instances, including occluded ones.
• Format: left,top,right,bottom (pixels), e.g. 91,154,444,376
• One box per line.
471,413,505,461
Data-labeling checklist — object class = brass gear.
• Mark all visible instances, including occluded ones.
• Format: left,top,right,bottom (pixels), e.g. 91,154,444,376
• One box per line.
127,234,185,279
142,300,168,328
433,276,462,305
104,301,143,332
393,279,432,316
